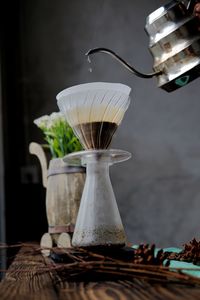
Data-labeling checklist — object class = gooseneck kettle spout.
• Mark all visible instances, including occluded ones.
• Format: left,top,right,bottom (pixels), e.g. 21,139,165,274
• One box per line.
86,48,162,79
86,0,200,92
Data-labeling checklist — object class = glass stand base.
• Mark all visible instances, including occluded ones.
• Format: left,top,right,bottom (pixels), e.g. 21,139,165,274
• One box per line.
63,149,131,248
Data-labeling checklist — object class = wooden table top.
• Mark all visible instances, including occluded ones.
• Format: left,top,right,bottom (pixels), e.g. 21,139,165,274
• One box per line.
1,245,200,300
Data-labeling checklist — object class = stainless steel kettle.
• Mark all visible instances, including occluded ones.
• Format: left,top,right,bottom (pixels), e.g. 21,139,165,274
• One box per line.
86,0,200,92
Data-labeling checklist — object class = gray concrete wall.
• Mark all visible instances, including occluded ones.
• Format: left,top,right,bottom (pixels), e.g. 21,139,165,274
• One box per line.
20,0,200,248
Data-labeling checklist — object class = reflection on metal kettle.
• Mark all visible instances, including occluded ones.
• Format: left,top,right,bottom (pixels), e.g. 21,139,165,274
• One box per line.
86,0,200,92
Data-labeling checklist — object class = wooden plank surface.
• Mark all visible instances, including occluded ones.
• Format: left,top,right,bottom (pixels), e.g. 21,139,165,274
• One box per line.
58,280,200,300
0,245,58,300
1,245,200,300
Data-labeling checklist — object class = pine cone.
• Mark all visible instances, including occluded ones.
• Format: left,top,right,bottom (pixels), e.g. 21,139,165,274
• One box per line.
133,244,169,266
166,238,200,265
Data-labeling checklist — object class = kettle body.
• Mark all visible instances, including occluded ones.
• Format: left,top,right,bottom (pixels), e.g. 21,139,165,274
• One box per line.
146,0,200,91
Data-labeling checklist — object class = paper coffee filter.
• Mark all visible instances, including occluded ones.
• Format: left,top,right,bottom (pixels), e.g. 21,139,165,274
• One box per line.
57,82,131,149
57,82,131,126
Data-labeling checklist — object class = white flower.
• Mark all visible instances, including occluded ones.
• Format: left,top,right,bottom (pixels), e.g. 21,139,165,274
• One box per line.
34,112,67,130
49,112,65,125
33,115,50,128
50,112,64,121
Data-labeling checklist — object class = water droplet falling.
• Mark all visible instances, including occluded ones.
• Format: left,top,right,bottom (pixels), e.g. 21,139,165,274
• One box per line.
87,55,91,63
87,55,93,73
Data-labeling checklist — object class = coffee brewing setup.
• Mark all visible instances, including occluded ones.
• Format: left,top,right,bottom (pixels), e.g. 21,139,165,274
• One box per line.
57,83,131,247
86,0,200,92
55,0,200,249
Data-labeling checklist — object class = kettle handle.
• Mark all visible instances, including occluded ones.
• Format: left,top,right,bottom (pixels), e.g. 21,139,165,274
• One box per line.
86,48,162,79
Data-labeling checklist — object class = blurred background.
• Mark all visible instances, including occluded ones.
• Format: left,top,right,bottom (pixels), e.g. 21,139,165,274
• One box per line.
1,0,200,249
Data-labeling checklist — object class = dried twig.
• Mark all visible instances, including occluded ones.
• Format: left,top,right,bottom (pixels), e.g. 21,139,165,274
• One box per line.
2,242,200,286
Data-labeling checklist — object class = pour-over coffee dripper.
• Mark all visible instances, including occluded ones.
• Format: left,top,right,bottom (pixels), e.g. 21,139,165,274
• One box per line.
57,82,131,247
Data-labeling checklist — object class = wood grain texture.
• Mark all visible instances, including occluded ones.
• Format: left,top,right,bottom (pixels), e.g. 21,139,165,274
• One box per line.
46,158,85,233
1,245,200,299
0,245,58,300
58,279,200,300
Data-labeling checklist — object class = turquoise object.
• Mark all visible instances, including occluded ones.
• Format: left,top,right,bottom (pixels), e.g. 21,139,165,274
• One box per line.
163,247,200,278
175,75,190,86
